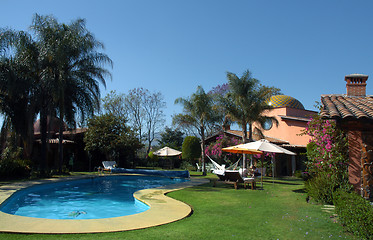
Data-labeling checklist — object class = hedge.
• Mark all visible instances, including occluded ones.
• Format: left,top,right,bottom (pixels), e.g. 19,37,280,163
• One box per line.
334,190,373,240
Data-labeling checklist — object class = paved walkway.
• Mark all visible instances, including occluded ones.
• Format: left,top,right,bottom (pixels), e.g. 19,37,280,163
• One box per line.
0,175,209,234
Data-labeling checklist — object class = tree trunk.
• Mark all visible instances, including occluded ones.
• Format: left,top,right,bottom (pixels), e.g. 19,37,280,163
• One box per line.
40,109,48,177
58,115,64,174
22,118,34,160
201,125,206,176
242,121,248,143
248,122,253,142
242,121,248,169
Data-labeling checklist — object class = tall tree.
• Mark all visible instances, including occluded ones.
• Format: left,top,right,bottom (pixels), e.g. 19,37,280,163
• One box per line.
102,90,127,117
84,113,142,166
158,127,184,150
124,88,166,156
124,88,147,142
30,14,113,173
223,70,280,143
208,83,231,130
143,91,166,155
0,29,42,160
173,86,219,175
222,70,280,167
1,14,112,175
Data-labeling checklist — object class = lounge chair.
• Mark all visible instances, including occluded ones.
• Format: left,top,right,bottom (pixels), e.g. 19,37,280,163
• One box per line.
223,170,256,190
196,163,201,172
102,161,117,173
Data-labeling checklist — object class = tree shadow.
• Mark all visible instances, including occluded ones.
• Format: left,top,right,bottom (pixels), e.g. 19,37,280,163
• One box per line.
292,188,307,194
262,180,301,186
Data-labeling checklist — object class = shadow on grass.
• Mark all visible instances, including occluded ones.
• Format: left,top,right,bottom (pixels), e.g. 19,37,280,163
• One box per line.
195,179,264,191
292,188,307,194
262,180,302,186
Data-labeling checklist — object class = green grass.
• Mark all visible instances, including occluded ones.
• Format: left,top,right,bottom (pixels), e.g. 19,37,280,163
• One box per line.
0,172,355,240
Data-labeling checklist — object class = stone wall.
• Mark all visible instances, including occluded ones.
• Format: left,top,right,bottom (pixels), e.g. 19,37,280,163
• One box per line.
348,130,363,193
361,133,373,200
347,129,373,200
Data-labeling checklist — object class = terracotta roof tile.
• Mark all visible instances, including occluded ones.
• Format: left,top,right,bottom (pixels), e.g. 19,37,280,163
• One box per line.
320,94,373,120
226,130,288,144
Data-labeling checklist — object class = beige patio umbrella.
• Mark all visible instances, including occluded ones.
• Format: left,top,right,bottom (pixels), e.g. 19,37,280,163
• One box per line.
239,139,296,186
153,147,182,157
153,147,182,169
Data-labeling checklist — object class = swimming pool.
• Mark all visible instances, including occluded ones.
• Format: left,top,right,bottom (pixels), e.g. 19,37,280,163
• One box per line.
0,175,188,220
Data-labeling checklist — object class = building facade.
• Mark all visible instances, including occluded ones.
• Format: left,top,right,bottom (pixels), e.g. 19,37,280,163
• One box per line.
320,74,373,200
206,95,317,176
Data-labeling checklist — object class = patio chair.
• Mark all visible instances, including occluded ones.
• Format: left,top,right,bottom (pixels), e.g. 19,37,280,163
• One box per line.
196,163,201,172
102,161,117,173
223,170,256,190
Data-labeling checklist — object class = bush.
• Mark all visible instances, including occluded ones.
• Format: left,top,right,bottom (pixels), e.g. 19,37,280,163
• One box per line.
147,151,159,167
180,161,193,170
0,146,31,180
294,170,303,178
305,172,351,204
0,158,31,180
334,190,373,240
182,136,201,162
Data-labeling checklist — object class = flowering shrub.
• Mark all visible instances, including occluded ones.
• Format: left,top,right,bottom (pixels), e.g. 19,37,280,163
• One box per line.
205,135,240,162
303,115,348,175
302,115,350,203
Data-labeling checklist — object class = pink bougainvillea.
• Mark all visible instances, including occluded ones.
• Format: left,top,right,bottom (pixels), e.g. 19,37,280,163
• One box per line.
302,115,348,176
205,135,239,161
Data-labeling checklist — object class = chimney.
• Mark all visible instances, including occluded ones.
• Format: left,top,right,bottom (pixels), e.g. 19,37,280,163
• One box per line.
345,74,368,96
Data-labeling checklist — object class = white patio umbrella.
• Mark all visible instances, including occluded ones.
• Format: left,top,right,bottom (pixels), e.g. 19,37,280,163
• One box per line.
239,139,296,187
153,147,182,157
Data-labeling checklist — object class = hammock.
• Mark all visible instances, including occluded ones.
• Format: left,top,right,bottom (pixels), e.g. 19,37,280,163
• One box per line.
226,158,240,170
206,155,225,170
206,155,240,171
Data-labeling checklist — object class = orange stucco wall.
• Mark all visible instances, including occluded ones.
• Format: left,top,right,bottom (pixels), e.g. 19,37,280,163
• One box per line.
253,107,317,146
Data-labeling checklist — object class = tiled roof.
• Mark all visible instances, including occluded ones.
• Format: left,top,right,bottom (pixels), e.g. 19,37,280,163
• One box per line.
320,94,373,119
225,130,289,144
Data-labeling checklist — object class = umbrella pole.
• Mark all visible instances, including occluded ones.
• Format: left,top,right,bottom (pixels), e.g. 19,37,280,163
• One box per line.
243,154,246,170
261,154,264,188
272,155,276,185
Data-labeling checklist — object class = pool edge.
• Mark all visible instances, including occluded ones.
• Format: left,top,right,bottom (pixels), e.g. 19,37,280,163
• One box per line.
0,175,209,234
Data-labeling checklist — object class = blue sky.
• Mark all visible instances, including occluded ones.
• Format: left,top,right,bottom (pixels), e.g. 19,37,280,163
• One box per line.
2,0,373,127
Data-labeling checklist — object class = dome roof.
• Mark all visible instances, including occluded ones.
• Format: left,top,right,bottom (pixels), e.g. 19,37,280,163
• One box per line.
267,95,305,109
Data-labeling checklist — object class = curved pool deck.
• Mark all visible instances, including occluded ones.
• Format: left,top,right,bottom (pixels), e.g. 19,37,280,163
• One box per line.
0,175,209,234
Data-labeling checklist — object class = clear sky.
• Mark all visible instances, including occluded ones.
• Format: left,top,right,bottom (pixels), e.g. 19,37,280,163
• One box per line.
2,0,373,127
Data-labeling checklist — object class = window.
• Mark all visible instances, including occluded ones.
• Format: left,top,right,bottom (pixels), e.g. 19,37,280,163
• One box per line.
262,119,273,130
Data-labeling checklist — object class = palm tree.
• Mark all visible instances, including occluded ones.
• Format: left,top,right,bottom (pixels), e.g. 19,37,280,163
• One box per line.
0,14,112,175
30,14,113,173
173,86,219,175
222,70,280,167
0,29,41,160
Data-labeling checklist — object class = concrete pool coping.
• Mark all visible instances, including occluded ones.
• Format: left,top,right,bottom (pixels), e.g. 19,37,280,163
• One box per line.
0,174,209,234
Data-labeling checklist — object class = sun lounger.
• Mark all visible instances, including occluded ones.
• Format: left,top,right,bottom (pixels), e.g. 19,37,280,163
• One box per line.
102,161,117,173
212,169,226,180
223,170,256,190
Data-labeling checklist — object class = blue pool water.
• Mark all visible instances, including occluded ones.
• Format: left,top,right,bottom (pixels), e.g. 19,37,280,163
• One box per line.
0,175,188,220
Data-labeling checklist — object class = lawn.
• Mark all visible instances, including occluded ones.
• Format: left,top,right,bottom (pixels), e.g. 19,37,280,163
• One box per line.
0,172,355,240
